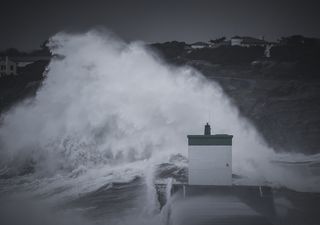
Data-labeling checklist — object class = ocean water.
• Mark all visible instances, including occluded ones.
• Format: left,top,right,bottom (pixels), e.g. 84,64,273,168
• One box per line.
0,30,319,225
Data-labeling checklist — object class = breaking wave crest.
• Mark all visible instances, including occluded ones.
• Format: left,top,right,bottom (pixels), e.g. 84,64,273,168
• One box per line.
0,29,319,195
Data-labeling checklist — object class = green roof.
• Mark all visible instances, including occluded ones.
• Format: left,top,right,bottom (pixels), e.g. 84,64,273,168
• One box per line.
187,134,233,146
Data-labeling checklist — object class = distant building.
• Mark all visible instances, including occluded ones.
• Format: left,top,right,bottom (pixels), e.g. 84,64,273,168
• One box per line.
0,57,17,76
190,42,210,49
231,36,269,47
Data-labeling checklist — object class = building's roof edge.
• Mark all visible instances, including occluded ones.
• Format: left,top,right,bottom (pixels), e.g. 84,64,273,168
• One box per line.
187,134,233,139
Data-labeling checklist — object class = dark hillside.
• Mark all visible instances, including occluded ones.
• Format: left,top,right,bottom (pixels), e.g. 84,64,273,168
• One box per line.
152,36,320,154
0,60,48,114
187,46,265,64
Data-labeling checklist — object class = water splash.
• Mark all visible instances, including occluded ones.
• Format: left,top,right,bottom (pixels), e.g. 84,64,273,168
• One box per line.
0,29,318,194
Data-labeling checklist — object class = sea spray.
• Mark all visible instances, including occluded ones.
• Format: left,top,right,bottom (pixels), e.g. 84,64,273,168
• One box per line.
165,178,173,203
0,30,267,180
0,29,318,201
144,160,159,215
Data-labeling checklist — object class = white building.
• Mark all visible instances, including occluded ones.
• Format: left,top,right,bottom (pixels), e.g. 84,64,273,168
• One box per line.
0,57,17,76
231,36,268,47
190,42,210,49
188,123,233,186
231,37,243,46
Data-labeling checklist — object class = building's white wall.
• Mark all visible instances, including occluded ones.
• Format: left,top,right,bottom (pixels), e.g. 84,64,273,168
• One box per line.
191,45,207,49
231,38,242,46
188,145,232,185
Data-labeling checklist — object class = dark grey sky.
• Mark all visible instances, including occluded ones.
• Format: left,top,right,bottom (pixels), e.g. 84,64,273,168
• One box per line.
1,0,320,51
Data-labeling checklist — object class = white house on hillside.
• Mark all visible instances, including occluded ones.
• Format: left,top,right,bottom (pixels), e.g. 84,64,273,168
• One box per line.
0,57,17,76
190,42,210,49
231,36,268,47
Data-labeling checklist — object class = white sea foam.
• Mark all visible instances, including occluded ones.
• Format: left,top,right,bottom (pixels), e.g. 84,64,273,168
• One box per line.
0,29,318,195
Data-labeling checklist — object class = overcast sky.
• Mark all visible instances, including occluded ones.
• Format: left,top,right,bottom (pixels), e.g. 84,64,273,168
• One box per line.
1,0,320,51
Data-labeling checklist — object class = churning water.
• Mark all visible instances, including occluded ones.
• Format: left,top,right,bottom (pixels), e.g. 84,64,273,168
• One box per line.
0,30,319,225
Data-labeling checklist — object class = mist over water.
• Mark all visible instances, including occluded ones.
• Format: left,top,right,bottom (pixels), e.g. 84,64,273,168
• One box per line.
1,30,264,177
0,30,319,224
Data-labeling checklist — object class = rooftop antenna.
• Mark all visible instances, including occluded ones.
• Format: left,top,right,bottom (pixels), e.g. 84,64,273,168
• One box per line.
204,122,211,135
